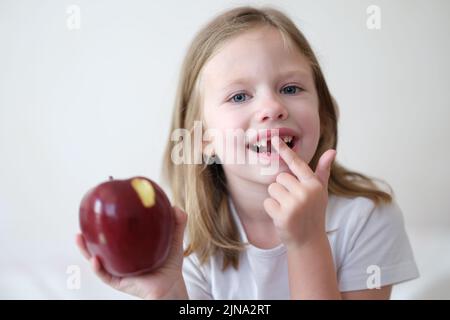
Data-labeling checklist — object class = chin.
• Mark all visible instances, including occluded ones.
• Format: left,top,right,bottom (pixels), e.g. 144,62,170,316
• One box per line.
252,164,292,185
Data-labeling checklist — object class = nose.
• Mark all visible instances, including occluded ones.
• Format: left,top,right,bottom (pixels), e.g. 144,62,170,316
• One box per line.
257,94,289,122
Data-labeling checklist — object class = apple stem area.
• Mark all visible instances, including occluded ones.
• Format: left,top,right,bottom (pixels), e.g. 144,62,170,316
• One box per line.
109,176,114,181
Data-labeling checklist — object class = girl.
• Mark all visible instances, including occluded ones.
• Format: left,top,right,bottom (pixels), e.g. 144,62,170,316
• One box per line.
76,6,419,299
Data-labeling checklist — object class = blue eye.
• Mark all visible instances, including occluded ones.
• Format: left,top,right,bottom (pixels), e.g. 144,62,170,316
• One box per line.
281,85,303,95
229,93,248,103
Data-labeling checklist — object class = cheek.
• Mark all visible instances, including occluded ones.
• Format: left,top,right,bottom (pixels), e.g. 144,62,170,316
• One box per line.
292,107,320,137
291,108,321,159
203,102,246,130
204,115,248,160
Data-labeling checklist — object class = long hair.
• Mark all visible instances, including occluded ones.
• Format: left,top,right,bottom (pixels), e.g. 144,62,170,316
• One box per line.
162,6,392,270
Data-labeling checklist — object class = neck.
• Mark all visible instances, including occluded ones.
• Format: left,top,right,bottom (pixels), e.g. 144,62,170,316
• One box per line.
225,172,273,224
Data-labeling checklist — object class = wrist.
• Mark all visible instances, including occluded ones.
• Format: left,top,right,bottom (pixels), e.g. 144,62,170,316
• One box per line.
144,274,189,300
169,276,189,300
285,229,329,252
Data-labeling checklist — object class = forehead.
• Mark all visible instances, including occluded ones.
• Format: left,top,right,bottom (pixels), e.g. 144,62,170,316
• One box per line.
201,26,312,87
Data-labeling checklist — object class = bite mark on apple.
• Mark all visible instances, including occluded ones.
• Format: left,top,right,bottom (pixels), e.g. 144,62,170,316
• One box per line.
131,178,155,208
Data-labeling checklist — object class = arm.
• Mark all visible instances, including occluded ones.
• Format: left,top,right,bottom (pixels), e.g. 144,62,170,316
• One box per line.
266,138,396,300
287,235,341,299
264,136,339,299
341,286,392,300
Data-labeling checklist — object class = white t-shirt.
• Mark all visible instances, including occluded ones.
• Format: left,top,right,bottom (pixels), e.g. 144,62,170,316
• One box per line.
182,195,419,299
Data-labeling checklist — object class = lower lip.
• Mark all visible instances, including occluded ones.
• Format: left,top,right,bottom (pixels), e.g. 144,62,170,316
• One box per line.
247,139,300,162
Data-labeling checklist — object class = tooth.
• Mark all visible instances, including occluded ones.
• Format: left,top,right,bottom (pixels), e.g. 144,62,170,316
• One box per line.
254,139,269,148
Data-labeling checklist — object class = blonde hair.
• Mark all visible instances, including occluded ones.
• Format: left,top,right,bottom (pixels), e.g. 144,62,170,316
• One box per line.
162,6,392,270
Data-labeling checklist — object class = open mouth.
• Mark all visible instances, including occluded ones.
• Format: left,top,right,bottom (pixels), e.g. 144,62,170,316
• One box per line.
247,135,298,155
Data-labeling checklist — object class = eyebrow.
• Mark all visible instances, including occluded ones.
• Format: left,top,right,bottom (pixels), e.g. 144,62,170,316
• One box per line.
220,69,311,91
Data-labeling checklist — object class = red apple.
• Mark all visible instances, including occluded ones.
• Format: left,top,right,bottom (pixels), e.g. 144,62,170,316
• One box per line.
79,176,174,277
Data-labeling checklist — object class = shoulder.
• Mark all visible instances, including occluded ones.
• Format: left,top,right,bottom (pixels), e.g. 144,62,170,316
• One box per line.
326,195,419,291
326,194,404,236
326,194,414,266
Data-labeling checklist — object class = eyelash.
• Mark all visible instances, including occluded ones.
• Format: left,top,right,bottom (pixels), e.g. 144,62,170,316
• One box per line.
228,85,304,104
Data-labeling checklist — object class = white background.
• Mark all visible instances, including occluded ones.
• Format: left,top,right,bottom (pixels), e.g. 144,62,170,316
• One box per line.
1,0,449,299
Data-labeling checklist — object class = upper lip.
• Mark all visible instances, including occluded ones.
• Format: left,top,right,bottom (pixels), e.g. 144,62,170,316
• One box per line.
246,127,300,147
